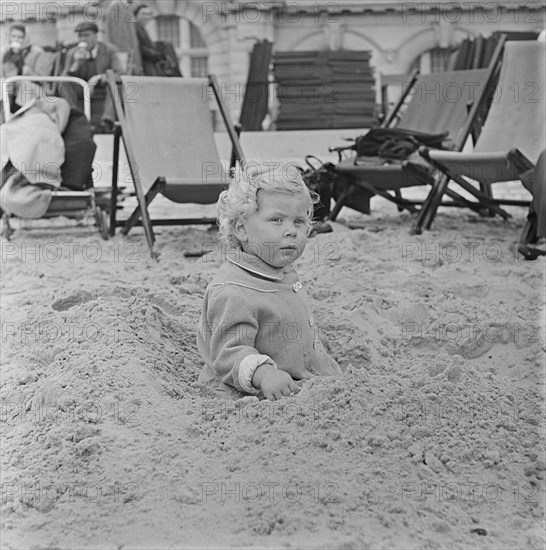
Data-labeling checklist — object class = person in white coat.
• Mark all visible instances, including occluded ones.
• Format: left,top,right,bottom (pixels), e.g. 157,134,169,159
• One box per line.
0,90,70,218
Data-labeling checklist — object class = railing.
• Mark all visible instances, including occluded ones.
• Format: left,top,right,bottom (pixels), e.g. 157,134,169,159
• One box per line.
1,74,102,122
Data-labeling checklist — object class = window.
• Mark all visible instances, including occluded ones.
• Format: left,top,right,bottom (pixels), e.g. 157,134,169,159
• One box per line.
157,15,180,47
429,47,451,72
190,58,208,78
180,18,208,78
154,15,208,77
410,47,452,74
189,23,206,48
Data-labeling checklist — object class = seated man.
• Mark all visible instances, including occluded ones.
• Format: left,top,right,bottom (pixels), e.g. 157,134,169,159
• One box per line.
60,21,123,132
1,22,54,116
1,22,51,79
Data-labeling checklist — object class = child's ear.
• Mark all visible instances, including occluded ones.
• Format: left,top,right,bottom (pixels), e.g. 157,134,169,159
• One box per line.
233,216,248,243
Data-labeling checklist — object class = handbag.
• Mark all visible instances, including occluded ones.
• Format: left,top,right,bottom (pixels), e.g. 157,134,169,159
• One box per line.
354,128,449,160
333,127,449,161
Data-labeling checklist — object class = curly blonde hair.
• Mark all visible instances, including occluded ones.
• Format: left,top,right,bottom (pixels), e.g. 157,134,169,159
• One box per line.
217,161,319,248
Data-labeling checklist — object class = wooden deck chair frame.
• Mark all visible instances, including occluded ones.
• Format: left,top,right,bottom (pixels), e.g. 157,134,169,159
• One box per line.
414,40,545,232
326,36,507,230
1,75,109,240
107,73,246,259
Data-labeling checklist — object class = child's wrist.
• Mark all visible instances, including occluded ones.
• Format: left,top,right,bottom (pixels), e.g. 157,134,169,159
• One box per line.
237,354,275,393
251,363,277,389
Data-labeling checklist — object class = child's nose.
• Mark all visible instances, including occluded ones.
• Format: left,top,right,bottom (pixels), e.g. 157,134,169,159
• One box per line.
284,224,297,236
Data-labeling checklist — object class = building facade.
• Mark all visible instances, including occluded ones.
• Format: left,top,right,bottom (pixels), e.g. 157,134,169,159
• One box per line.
2,0,545,126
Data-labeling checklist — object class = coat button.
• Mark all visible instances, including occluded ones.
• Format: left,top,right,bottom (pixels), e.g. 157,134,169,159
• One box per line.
309,317,315,327
292,281,302,293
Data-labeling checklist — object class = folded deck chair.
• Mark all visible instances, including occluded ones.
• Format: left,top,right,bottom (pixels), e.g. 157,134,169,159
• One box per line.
416,40,545,231
327,37,506,226
107,73,245,258
1,75,108,239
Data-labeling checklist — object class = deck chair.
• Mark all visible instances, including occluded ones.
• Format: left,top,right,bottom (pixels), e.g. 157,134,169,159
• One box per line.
1,75,109,239
107,73,245,258
416,40,545,231
326,37,506,226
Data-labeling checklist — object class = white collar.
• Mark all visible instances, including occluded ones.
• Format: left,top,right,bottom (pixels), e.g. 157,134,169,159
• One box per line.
226,250,286,281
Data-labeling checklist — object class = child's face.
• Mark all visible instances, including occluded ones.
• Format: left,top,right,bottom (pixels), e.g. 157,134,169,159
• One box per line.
235,191,310,268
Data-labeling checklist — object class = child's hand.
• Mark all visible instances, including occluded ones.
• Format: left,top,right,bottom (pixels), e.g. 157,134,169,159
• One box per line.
252,364,300,401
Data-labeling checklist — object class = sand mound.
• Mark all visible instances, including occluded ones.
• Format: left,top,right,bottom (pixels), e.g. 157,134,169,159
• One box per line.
1,214,544,549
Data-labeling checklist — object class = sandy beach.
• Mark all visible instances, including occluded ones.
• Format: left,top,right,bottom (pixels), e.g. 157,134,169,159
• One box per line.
1,131,544,549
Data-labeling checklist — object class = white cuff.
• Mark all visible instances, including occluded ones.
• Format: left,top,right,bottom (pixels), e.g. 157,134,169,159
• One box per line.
238,354,276,394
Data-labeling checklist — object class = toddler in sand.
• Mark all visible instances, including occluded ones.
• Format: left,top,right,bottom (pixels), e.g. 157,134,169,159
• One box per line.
197,164,342,400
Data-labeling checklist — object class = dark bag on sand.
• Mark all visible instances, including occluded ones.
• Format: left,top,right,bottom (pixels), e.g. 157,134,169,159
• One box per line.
300,160,335,220
300,157,368,220
352,128,449,160
301,156,378,218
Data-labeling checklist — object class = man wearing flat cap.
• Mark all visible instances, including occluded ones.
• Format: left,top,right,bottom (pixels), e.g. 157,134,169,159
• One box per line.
60,21,123,132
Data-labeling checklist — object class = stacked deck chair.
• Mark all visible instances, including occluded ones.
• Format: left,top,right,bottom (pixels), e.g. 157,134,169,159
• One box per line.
326,37,506,230
1,75,108,239
416,40,545,232
227,40,273,171
107,73,246,258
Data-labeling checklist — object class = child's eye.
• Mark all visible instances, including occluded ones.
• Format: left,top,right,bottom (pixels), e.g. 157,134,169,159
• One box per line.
295,218,306,225
271,217,283,223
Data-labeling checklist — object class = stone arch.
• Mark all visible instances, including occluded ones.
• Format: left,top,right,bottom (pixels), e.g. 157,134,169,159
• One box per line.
406,27,476,73
390,28,438,73
395,26,475,74
343,29,386,53
286,30,326,51
342,29,389,69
